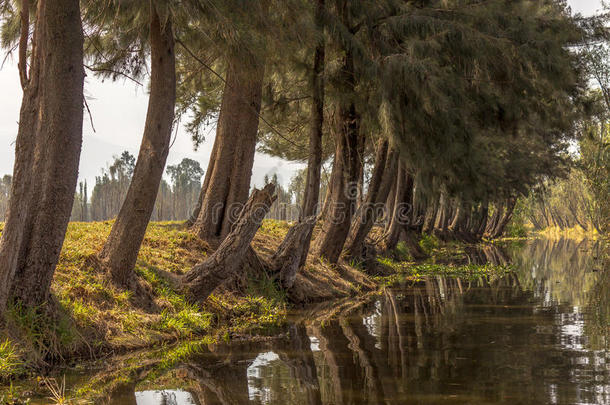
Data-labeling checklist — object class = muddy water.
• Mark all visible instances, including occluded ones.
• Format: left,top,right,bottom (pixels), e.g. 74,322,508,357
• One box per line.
13,239,610,404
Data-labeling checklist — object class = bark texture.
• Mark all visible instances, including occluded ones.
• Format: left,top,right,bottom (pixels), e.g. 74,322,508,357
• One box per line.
0,0,84,313
312,47,362,263
345,140,397,258
384,162,414,251
99,7,176,286
272,216,316,289
182,184,276,302
192,53,265,242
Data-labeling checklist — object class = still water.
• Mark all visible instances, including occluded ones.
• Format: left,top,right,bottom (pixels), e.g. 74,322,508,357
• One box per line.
24,239,610,404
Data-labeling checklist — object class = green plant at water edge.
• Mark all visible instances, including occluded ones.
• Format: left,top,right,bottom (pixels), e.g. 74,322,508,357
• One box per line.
419,234,440,256
0,340,24,381
394,241,413,262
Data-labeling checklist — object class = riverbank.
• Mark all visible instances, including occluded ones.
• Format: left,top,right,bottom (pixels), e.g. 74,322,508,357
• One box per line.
0,220,376,384
0,220,519,394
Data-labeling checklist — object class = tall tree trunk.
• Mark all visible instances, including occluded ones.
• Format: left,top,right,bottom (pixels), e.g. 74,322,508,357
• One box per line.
345,141,397,258
0,0,84,313
301,1,325,220
384,161,414,251
99,7,176,286
278,0,326,274
313,109,362,262
192,53,264,243
312,43,361,263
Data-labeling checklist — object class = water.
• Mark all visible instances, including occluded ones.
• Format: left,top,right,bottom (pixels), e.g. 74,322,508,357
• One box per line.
14,239,610,404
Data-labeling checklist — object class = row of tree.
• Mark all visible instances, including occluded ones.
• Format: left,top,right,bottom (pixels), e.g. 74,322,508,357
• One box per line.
68,153,205,222
0,0,605,316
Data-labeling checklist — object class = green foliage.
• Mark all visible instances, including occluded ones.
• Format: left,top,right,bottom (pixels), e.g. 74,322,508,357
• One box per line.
0,340,24,381
418,234,440,256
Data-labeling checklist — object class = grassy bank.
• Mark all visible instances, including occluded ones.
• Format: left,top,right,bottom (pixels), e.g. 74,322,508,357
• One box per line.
0,221,289,382
0,222,515,387
0,220,377,383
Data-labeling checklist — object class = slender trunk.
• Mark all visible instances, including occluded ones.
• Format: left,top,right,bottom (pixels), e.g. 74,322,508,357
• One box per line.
490,197,516,239
0,0,84,313
313,106,362,262
345,141,397,258
282,4,326,272
384,161,414,251
99,7,176,286
312,40,362,264
192,53,264,243
301,8,325,220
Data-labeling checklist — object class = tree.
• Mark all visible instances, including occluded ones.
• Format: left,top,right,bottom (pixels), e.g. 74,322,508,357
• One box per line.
166,158,204,220
0,0,85,313
97,1,177,286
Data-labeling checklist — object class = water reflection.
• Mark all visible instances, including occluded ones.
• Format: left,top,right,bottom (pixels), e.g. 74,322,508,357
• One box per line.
17,239,610,404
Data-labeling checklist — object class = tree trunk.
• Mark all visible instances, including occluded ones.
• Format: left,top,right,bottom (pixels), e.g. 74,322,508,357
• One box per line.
279,6,326,272
311,45,362,263
489,197,516,239
312,108,362,263
98,6,176,286
181,184,276,302
345,141,397,259
0,0,84,314
383,160,413,251
191,53,265,243
272,216,316,289
301,0,325,220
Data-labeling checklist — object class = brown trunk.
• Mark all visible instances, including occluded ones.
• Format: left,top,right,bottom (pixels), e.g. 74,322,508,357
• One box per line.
192,53,264,243
345,141,397,258
301,0,325,219
384,161,413,251
422,195,439,234
312,100,362,263
99,6,176,286
279,5,326,272
0,0,84,313
181,184,276,301
490,197,516,239
272,216,316,289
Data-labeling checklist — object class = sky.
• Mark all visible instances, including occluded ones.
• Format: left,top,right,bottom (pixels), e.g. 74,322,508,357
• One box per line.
0,0,603,190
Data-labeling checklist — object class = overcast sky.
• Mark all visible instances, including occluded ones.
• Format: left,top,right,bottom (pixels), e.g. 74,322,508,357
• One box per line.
0,0,603,189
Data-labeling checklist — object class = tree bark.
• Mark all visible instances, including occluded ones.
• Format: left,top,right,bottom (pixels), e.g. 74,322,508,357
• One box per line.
489,197,516,239
181,184,276,302
301,0,325,219
99,6,176,286
0,0,84,313
191,53,265,243
272,216,316,289
345,141,397,258
384,160,413,251
312,103,362,263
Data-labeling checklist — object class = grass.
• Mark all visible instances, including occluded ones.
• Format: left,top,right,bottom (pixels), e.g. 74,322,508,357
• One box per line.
0,340,23,381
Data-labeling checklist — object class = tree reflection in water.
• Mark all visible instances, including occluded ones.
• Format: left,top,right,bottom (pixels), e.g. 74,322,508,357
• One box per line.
73,239,609,405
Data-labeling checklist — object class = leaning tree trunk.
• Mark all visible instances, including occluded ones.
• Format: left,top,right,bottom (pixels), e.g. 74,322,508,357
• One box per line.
489,197,517,239
384,162,414,251
345,140,397,259
313,104,362,263
0,0,84,314
98,7,176,286
272,216,317,289
191,53,264,243
181,184,275,301
300,0,326,263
